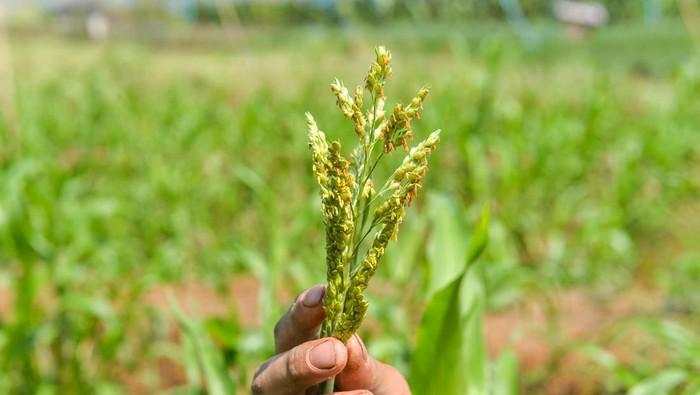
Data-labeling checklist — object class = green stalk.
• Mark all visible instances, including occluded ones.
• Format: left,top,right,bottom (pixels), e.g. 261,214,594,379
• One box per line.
319,377,336,395
317,324,336,395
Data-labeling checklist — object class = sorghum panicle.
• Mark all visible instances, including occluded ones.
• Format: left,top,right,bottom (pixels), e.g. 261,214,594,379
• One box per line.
307,46,440,345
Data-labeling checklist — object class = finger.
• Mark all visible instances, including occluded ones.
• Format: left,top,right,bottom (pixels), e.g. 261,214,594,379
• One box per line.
336,335,374,390
251,337,347,395
369,362,410,395
336,335,410,395
274,284,326,353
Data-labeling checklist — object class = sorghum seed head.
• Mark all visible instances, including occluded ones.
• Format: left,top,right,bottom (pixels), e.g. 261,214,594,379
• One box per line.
331,79,355,119
365,46,392,97
311,47,440,343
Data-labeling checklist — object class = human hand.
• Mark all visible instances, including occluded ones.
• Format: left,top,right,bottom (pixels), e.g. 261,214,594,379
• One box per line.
251,285,410,395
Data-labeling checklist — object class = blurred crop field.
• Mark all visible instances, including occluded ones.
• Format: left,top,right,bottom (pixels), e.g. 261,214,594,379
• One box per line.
0,11,699,395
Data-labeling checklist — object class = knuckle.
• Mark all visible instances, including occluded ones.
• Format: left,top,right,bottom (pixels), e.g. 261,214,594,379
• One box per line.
250,357,275,394
285,346,305,386
250,376,265,394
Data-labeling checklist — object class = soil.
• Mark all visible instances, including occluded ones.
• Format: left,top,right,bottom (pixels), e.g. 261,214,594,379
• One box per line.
139,277,665,394
0,274,675,394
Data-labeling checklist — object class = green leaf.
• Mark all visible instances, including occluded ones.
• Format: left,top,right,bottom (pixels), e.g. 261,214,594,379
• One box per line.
425,194,467,297
410,205,489,395
490,350,519,395
682,376,700,395
171,297,237,395
465,205,490,266
628,369,687,395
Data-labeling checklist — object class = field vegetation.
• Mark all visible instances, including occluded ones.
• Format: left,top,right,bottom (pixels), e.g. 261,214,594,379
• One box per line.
0,19,698,394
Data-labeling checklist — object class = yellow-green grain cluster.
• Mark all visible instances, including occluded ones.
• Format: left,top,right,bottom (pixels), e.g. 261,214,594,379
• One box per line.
307,46,441,342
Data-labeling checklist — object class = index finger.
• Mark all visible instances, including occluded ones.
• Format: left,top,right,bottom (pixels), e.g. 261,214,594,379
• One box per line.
336,335,410,395
274,284,326,353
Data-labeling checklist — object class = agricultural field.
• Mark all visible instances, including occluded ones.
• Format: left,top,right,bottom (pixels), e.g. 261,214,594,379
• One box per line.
0,20,698,394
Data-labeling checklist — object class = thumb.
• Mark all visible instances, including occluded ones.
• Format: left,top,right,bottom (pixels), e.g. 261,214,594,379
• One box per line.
251,337,348,395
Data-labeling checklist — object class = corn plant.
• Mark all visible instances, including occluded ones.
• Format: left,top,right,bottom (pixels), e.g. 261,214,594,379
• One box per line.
410,205,491,395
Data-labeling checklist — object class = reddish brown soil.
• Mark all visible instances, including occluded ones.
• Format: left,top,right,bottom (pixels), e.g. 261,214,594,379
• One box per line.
0,275,668,394
139,277,664,394
484,286,664,394
143,276,260,327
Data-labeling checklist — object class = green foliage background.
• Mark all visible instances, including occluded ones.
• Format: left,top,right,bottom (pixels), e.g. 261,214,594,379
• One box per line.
0,19,698,394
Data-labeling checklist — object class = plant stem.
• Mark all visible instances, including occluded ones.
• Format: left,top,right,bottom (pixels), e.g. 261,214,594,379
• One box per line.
317,325,336,394
318,377,336,395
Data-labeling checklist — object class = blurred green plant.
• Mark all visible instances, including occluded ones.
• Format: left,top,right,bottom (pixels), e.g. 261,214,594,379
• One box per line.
410,205,489,395
172,299,236,395
0,23,697,393
585,319,700,394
